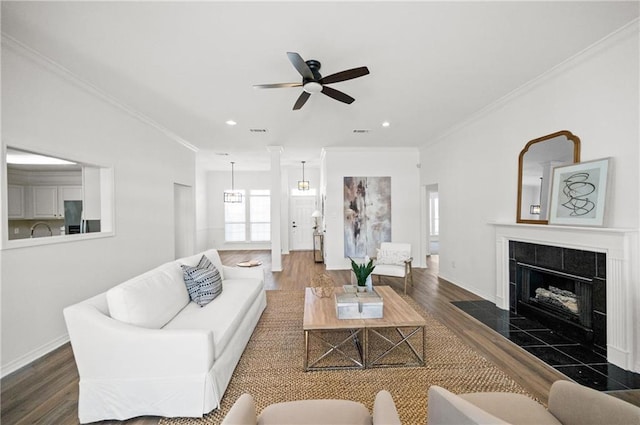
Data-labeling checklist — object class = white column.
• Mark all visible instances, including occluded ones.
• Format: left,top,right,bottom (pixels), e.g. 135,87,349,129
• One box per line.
267,146,283,272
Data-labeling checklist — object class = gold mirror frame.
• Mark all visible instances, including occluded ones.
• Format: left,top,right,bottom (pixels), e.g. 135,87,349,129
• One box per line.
517,130,580,224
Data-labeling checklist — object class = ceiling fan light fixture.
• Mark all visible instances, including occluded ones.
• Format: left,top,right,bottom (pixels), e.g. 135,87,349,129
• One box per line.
303,82,323,94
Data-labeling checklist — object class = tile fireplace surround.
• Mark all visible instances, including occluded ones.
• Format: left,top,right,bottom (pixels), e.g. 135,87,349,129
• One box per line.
492,223,639,373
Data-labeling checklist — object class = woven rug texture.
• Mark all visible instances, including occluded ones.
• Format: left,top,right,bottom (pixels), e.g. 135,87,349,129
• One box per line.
160,289,531,424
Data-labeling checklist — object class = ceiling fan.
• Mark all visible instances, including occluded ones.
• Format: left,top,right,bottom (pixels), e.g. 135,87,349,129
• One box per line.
254,52,370,110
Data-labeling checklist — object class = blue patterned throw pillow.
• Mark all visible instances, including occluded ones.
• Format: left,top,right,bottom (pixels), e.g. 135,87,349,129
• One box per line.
181,255,223,306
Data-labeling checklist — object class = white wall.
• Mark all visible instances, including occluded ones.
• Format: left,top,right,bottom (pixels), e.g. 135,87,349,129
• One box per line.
322,147,422,270
1,43,196,375
198,165,320,252
420,22,639,301
202,169,271,250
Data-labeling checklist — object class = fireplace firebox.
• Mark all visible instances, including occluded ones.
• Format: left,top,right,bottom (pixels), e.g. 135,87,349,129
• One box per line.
509,241,606,356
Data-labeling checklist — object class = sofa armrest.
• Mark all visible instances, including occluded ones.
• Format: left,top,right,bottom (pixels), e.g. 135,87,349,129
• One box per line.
373,390,401,425
223,265,264,282
221,394,258,425
427,386,510,425
64,297,213,379
548,380,640,425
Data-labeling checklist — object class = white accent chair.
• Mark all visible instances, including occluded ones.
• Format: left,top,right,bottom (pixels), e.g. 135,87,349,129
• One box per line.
427,380,640,425
371,242,414,294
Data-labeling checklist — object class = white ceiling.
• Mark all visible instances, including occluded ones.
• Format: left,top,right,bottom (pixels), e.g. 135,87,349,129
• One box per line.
2,1,638,171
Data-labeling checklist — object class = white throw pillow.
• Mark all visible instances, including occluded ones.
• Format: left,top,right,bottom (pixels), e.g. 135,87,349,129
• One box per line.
376,248,410,266
107,262,190,329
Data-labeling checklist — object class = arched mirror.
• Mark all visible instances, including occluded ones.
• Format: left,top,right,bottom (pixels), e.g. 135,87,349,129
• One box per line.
517,131,580,224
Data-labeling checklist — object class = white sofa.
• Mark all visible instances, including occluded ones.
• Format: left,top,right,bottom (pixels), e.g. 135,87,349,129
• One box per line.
63,249,267,423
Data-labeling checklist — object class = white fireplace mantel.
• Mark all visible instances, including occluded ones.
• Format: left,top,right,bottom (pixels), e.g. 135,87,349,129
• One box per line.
491,222,639,373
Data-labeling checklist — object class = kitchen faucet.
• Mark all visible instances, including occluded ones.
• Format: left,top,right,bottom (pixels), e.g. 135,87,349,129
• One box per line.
30,222,53,238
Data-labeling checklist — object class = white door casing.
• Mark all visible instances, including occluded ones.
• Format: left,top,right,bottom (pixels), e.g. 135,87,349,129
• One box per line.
174,183,194,259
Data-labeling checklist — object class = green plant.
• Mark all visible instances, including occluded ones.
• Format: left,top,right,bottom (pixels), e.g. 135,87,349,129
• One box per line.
349,257,376,286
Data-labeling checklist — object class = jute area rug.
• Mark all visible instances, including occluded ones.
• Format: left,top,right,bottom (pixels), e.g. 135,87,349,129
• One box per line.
160,289,531,425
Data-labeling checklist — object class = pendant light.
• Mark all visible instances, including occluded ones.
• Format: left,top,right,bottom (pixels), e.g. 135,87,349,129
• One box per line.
224,161,243,203
298,160,310,190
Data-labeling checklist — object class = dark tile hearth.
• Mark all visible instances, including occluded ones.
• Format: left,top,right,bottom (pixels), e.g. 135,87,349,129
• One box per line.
452,300,640,393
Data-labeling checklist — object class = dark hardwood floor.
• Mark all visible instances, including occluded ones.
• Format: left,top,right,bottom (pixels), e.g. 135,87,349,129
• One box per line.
2,250,638,424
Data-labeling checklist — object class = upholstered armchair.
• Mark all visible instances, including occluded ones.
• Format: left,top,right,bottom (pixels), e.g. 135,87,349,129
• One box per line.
221,390,401,425
371,242,414,294
427,380,640,425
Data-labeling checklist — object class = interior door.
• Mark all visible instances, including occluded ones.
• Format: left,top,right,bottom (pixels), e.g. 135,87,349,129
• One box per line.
290,197,315,250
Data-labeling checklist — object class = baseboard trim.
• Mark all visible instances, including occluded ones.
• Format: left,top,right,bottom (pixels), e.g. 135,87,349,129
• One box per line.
438,273,497,305
1,334,70,379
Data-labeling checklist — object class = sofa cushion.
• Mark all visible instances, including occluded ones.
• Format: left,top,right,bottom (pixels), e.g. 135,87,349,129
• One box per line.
181,263,223,307
163,278,263,359
107,262,190,329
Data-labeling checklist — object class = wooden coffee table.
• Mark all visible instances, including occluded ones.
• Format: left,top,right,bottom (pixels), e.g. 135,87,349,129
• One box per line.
303,285,426,371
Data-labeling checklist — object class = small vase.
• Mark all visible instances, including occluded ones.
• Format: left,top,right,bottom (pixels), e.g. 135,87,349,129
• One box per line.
365,275,373,292
357,285,367,292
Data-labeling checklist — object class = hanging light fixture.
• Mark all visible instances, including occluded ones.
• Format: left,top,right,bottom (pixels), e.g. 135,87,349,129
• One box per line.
224,161,243,203
298,160,310,190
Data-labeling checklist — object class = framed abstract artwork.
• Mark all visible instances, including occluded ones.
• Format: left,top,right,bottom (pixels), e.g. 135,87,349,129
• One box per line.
548,158,610,226
344,176,391,257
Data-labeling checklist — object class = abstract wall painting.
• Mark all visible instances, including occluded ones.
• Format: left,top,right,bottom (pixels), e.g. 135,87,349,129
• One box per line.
344,176,391,257
548,158,610,226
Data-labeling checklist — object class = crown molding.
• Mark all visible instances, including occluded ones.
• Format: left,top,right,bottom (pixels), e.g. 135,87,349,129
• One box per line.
426,18,640,147
1,33,199,153
321,146,419,154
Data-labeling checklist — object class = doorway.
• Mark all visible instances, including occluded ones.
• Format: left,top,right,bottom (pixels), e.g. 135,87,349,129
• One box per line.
174,183,194,259
423,184,439,257
290,197,315,250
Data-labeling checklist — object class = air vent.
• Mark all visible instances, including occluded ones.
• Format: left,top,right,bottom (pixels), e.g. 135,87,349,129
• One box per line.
353,129,370,133
250,129,268,133
215,152,229,156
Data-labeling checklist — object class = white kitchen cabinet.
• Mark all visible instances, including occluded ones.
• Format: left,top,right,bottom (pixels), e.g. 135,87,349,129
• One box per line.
58,185,83,218
32,186,59,218
8,184,25,218
31,185,82,219
82,167,101,220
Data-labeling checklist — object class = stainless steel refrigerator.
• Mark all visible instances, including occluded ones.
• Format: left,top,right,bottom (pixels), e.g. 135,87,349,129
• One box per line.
64,200,83,234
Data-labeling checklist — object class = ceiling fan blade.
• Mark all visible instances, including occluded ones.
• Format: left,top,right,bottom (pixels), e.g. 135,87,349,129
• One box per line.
287,52,314,80
293,91,311,110
321,86,355,104
253,82,302,89
320,67,370,85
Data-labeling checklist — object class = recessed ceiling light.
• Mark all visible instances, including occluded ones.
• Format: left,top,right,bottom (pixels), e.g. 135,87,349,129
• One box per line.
382,121,390,127
225,120,237,126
